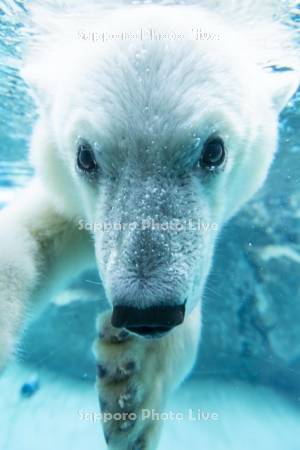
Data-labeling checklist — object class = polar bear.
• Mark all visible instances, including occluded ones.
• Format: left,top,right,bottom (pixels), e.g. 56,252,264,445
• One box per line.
0,1,299,449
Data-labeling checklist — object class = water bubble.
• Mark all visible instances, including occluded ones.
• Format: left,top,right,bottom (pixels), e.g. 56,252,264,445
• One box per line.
20,374,40,398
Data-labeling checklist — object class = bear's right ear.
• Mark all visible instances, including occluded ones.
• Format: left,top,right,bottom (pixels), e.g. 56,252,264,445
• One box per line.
21,61,55,110
269,70,299,113
21,42,79,110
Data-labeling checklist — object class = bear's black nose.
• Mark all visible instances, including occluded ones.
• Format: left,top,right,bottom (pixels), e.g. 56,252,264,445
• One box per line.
111,304,185,337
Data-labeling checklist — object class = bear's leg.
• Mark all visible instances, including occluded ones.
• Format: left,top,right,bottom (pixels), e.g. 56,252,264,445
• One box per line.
94,305,201,450
0,181,94,370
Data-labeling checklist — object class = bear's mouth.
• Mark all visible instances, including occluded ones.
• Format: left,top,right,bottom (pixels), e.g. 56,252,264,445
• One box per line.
126,325,173,339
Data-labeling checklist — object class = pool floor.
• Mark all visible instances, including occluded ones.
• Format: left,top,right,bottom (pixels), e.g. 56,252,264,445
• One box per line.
1,362,300,450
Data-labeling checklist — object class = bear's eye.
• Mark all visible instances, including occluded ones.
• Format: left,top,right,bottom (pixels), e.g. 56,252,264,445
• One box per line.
200,137,226,171
77,141,98,174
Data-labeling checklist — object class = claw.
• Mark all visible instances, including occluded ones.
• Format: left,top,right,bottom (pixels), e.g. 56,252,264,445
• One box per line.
119,418,136,431
109,361,137,382
118,391,133,409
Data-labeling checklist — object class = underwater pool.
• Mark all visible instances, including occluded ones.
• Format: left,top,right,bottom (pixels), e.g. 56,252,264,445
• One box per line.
0,2,300,450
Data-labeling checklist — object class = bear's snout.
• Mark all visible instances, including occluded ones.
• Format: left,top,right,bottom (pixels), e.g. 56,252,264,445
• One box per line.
111,303,185,338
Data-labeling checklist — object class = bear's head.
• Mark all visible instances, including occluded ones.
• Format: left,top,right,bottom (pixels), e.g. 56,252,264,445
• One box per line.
23,5,299,337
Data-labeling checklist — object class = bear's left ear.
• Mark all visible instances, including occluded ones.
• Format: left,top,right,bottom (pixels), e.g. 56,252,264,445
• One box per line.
269,70,299,113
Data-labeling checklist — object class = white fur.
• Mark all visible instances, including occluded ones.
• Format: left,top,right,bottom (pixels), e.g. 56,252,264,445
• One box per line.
0,1,299,449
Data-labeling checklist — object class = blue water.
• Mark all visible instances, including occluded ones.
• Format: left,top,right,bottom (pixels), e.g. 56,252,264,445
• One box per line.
1,2,300,450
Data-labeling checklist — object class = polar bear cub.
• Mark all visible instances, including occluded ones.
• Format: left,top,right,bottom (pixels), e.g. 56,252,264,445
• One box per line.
0,1,299,449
